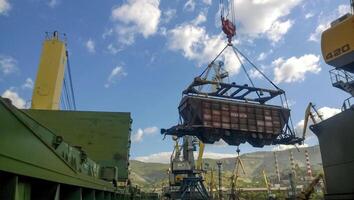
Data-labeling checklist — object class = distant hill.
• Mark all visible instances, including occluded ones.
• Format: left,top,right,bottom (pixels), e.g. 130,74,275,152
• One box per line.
130,145,322,190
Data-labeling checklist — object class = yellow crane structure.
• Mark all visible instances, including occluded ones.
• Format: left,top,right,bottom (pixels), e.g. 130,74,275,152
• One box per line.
321,0,354,72
31,31,68,110
208,167,217,199
263,170,276,200
196,141,205,170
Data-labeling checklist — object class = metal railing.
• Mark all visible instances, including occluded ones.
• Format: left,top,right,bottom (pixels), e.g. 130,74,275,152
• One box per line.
342,96,354,111
330,69,354,85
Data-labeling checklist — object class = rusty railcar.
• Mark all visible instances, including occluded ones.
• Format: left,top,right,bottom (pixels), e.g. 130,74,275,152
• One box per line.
178,96,290,147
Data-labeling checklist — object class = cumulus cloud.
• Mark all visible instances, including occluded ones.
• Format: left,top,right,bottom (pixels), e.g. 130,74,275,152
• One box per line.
1,89,26,108
305,13,314,19
266,20,293,43
0,0,11,15
0,55,17,75
272,144,309,151
232,0,301,42
104,66,127,88
273,54,321,83
167,15,241,76
111,0,161,45
309,4,350,42
85,39,95,53
162,8,176,24
131,126,159,143
134,151,235,163
21,78,34,90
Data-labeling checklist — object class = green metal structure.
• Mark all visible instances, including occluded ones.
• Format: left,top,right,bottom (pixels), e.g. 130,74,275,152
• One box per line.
23,109,131,181
0,97,158,200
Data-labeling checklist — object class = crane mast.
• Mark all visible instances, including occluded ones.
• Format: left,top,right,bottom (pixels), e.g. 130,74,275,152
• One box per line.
31,32,67,110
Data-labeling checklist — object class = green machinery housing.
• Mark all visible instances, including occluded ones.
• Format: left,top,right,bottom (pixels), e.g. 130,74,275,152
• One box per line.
0,97,158,199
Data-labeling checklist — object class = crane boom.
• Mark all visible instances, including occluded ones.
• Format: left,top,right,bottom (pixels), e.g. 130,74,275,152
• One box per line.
196,141,205,170
31,32,67,110
302,102,323,141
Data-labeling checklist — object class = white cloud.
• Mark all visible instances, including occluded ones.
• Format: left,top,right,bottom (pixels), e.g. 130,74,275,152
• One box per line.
48,0,59,8
1,89,26,108
192,12,207,25
309,24,327,42
167,16,241,76
184,0,196,11
305,13,314,19
0,55,17,75
232,0,302,42
249,68,264,79
132,128,144,143
135,151,172,163
134,151,235,163
272,144,309,151
202,152,235,159
337,4,351,16
162,8,176,24
85,39,95,53
131,126,159,143
104,66,127,88
257,50,273,61
266,19,293,43
111,0,161,45
0,0,11,15
21,78,34,90
143,126,159,135
273,54,321,83
102,28,113,39
107,43,121,54
203,0,212,5
257,52,267,61
309,4,350,42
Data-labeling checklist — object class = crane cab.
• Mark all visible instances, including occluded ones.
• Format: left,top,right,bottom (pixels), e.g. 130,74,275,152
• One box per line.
321,13,354,73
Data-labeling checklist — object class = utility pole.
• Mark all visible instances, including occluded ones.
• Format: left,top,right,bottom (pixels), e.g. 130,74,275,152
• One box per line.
217,161,223,200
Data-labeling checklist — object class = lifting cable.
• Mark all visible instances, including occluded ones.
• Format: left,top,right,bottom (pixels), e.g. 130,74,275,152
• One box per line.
66,50,77,110
59,46,76,110
232,47,261,99
63,78,72,109
232,46,281,91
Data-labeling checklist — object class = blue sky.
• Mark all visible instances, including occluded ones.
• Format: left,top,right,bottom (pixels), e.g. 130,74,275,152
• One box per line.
0,0,351,163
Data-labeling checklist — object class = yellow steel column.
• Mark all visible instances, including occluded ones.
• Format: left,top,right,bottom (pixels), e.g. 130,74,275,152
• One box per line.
31,32,67,110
